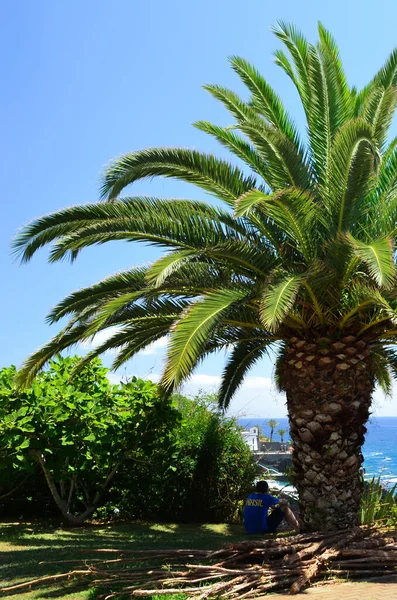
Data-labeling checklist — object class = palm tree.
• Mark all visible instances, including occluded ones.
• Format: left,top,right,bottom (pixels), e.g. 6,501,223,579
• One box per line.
13,22,397,531
277,428,288,444
267,419,278,442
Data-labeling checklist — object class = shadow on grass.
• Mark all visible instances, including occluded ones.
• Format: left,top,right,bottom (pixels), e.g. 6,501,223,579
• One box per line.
0,520,256,599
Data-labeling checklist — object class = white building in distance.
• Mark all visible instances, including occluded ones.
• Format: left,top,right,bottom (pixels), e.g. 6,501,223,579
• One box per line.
241,426,259,452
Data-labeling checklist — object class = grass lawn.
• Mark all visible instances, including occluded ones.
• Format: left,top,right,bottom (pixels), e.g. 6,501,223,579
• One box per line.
0,520,258,599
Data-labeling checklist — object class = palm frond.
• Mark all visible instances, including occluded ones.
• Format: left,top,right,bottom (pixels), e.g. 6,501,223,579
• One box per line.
229,55,302,148
346,234,395,289
218,339,271,409
370,350,392,395
46,267,148,323
327,119,380,233
239,120,312,190
203,83,311,190
366,139,397,237
162,288,249,391
379,346,397,384
145,250,197,288
17,322,89,387
273,48,299,87
74,319,174,374
235,188,317,261
317,23,354,130
362,86,397,150
13,198,261,264
100,148,257,205
272,21,311,110
305,44,332,181
357,48,397,106
193,120,269,180
234,189,272,216
260,275,301,331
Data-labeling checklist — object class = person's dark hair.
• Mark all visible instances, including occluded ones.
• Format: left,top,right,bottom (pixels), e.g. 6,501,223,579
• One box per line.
255,480,269,493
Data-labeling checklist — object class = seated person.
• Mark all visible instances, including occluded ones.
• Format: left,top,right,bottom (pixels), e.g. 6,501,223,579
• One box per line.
243,480,299,534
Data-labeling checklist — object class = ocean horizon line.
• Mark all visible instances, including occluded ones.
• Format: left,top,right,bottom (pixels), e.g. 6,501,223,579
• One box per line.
236,415,397,420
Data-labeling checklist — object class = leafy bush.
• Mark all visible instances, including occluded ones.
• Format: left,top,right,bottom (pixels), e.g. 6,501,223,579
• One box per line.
0,361,257,524
360,478,397,525
0,357,178,524
113,393,258,523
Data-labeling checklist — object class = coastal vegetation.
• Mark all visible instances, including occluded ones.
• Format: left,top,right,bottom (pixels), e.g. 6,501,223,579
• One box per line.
0,358,256,524
12,22,397,530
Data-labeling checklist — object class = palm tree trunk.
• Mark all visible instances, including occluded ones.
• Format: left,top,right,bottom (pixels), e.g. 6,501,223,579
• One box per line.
281,335,374,532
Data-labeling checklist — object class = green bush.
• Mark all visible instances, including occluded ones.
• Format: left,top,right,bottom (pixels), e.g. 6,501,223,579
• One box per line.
0,357,178,524
360,477,397,526
0,361,257,524
113,393,258,523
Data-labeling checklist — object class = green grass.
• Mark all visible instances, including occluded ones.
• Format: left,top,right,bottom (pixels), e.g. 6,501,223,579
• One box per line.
0,520,256,599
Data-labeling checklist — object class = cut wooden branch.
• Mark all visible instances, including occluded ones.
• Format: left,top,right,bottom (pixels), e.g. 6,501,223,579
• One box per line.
0,570,94,593
2,526,397,598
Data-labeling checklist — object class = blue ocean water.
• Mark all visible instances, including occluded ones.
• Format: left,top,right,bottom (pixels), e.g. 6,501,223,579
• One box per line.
238,416,397,487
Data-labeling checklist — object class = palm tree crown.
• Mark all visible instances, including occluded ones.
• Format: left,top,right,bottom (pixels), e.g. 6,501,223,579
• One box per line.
13,22,397,407
277,428,288,444
266,419,278,442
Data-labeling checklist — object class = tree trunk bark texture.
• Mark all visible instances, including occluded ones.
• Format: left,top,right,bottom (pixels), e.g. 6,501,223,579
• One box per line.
281,335,374,531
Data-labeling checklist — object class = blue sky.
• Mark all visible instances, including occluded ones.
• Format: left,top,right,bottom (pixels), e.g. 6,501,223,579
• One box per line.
3,0,397,417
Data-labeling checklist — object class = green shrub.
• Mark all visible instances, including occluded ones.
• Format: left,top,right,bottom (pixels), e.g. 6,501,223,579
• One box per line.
113,393,258,523
0,361,257,524
0,357,178,524
360,477,397,525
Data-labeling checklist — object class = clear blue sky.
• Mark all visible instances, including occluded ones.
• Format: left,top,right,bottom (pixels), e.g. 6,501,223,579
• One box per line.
3,0,397,416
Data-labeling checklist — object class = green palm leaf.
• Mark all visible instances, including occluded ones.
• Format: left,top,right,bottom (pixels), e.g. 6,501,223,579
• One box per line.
272,21,311,110
218,339,271,409
100,148,257,205
203,83,311,190
229,55,302,148
13,198,258,264
260,275,302,331
234,189,272,217
327,119,380,232
317,23,354,129
235,188,317,261
145,250,197,288
46,267,148,323
17,321,90,387
193,120,269,180
162,288,249,390
75,318,174,374
347,235,395,289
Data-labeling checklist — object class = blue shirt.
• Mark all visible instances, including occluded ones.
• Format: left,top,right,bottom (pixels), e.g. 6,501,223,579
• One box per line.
243,493,279,533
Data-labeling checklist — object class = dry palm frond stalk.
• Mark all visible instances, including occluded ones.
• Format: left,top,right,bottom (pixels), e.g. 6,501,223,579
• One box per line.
1,526,397,598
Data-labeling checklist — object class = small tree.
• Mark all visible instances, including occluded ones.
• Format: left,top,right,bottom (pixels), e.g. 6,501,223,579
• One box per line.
115,392,258,523
277,428,288,444
266,419,278,442
0,356,178,525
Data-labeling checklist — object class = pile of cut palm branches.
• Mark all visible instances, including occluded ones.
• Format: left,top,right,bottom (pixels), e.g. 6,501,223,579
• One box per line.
2,526,397,598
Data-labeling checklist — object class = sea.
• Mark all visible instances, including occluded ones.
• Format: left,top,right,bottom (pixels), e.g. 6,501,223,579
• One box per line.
238,416,397,488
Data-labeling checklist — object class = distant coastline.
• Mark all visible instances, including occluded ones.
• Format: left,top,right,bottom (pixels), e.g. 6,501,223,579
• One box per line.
238,416,397,487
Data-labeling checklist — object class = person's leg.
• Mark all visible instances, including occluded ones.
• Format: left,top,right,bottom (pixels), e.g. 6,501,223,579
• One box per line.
280,504,300,530
266,504,300,533
266,507,284,533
